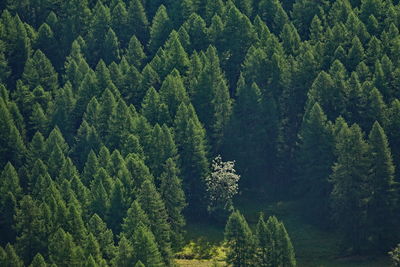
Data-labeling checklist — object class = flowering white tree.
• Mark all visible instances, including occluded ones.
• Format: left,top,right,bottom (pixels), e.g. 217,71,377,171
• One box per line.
205,155,240,220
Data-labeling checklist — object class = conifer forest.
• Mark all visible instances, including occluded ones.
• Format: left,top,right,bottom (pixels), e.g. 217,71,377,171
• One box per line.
2,0,400,266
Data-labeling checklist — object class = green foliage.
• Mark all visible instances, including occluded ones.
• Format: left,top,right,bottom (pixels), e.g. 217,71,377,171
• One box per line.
224,210,255,266
139,180,172,265
1,0,400,264
296,102,334,224
255,214,296,267
160,158,186,251
330,123,370,253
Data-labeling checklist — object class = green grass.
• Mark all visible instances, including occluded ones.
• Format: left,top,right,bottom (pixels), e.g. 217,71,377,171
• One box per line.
180,191,392,267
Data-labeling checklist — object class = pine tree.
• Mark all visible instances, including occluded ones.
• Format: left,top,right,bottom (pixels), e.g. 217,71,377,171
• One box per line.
15,196,47,264
330,123,370,252
255,214,296,267
174,103,209,215
29,253,47,267
366,121,397,250
108,178,128,235
127,0,149,44
297,102,334,225
88,214,116,261
192,46,232,150
87,2,111,65
2,243,23,267
48,228,83,267
84,233,104,266
125,152,154,190
122,200,150,241
125,36,146,69
146,124,177,179
111,1,129,47
102,28,120,65
141,87,169,126
35,23,59,69
223,79,268,188
148,5,172,54
22,50,58,92
136,64,160,106
132,224,164,267
222,4,256,85
224,210,255,267
3,14,32,80
160,158,186,251
111,235,133,267
162,31,190,79
138,180,172,265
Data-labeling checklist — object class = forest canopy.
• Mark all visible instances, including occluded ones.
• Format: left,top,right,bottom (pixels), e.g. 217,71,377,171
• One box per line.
0,0,400,266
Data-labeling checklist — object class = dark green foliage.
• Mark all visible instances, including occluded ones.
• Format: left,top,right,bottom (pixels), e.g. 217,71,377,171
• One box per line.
366,122,397,250
132,225,164,267
111,235,133,267
15,196,47,264
330,123,370,252
48,228,84,267
296,102,334,224
1,0,400,263
255,214,296,267
22,50,58,92
192,46,232,151
127,0,149,44
1,244,23,267
224,210,255,266
125,36,146,69
29,253,47,267
160,158,186,251
148,5,172,54
138,180,172,265
174,103,209,215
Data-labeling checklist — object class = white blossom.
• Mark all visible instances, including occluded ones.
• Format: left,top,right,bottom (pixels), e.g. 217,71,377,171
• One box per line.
205,155,240,213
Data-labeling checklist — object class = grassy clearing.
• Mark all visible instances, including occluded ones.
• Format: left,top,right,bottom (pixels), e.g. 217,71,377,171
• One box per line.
178,191,392,267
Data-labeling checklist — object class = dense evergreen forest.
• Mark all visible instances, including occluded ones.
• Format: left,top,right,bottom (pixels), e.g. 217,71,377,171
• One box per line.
1,0,400,265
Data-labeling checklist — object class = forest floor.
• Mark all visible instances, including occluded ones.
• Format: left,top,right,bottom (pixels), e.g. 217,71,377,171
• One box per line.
177,190,391,267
